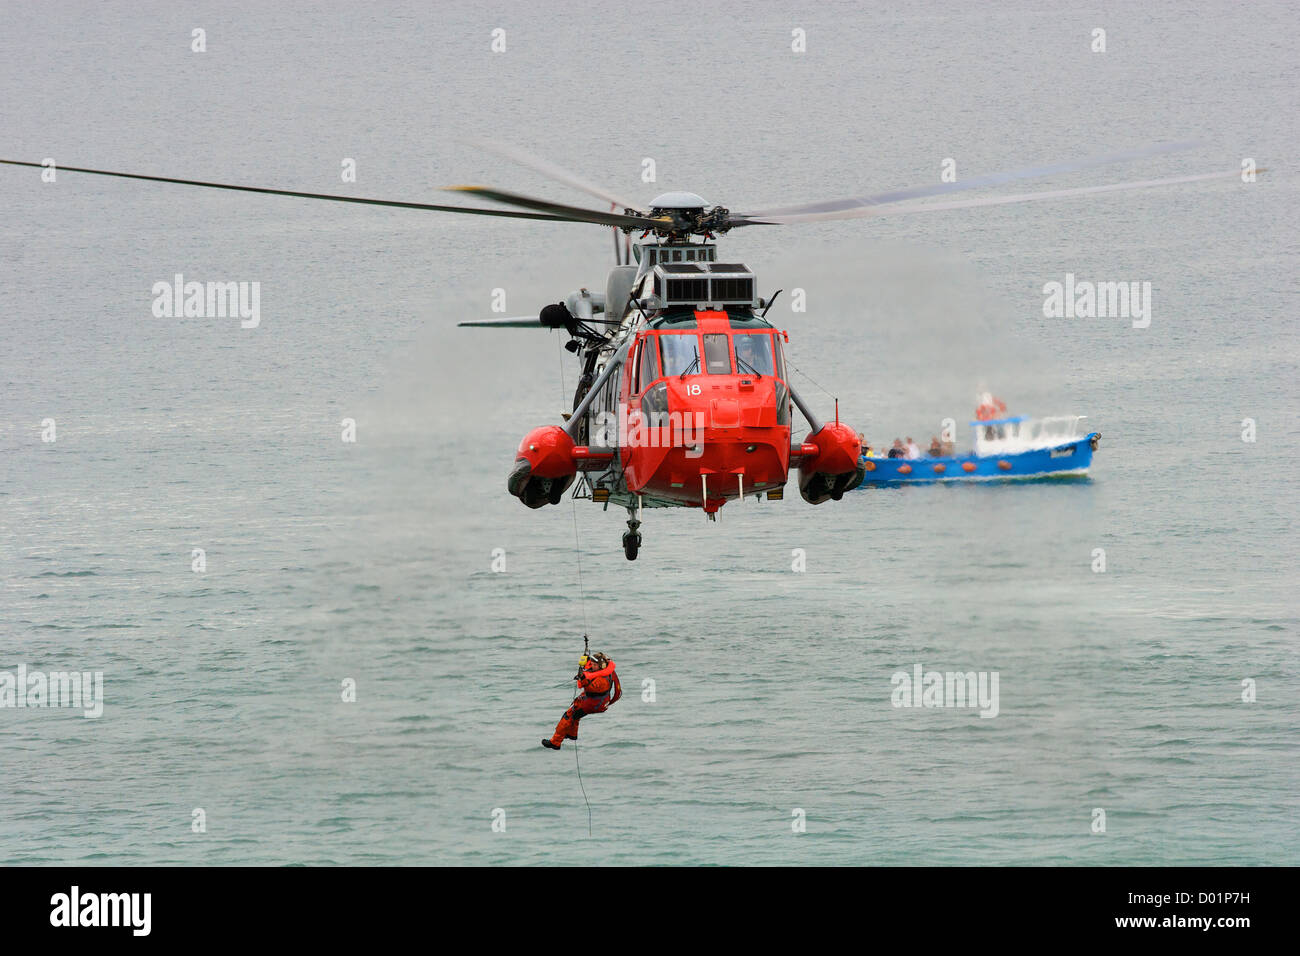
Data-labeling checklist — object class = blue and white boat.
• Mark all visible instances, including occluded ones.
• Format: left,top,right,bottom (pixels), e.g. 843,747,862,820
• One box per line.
858,415,1101,484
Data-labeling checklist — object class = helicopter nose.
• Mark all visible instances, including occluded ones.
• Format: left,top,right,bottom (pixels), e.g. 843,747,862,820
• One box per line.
687,430,790,508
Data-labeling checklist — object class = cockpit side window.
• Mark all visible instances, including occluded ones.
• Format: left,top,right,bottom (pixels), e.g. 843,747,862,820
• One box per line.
637,335,658,390
733,333,775,377
659,333,699,377
702,333,731,374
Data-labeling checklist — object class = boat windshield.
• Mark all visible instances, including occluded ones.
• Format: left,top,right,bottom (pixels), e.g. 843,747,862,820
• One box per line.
973,415,1087,453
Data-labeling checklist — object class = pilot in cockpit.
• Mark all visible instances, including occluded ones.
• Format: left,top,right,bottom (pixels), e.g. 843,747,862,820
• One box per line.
735,335,772,377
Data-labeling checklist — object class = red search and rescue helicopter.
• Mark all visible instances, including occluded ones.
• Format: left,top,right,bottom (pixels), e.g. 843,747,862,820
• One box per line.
450,141,1238,558
1,141,1244,559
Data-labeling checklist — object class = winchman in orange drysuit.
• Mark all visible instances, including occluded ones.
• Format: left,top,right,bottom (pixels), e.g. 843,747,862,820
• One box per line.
542,650,621,750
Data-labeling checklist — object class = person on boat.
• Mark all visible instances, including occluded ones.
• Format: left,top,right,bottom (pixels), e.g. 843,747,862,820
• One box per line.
542,651,621,751
887,439,905,458
857,433,873,458
905,437,922,459
928,436,943,457
975,393,1007,421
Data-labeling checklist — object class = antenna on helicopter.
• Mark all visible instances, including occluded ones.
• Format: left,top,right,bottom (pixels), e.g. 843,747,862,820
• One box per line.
761,290,783,320
627,292,649,323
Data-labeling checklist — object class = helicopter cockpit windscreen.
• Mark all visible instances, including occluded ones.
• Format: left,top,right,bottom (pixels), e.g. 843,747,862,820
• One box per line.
733,333,775,377
659,333,700,377
702,334,731,374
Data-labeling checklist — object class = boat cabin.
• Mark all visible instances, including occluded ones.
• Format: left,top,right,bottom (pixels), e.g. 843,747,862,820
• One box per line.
971,415,1089,455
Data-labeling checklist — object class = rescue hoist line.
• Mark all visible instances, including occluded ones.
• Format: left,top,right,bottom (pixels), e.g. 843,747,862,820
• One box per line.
570,501,589,635
577,642,592,837
570,503,593,836
557,334,567,409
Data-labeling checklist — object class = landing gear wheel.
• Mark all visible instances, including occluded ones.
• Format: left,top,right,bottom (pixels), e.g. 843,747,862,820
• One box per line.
623,515,642,561
622,530,641,560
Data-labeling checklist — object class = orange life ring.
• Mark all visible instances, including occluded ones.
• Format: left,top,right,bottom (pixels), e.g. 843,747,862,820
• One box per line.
863,460,875,471
962,461,976,472
898,464,912,475
932,463,945,474
997,460,1012,471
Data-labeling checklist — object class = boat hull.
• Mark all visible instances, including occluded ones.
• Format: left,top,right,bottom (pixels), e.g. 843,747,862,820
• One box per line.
859,433,1099,484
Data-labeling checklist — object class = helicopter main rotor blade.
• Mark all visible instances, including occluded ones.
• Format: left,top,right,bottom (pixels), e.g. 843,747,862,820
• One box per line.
457,316,550,328
463,140,643,212
723,214,778,229
445,185,669,230
825,168,1252,221
0,159,579,222
457,315,621,328
740,141,1201,221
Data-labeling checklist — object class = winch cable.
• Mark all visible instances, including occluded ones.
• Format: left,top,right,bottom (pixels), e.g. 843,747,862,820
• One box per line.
557,334,568,410
570,506,593,836
571,505,589,636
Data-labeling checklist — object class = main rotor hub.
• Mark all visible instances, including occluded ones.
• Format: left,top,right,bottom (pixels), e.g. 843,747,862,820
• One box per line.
647,191,708,211
643,191,733,238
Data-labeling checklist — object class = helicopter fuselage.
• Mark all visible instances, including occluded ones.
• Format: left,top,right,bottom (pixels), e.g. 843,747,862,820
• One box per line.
584,307,793,512
505,240,865,557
